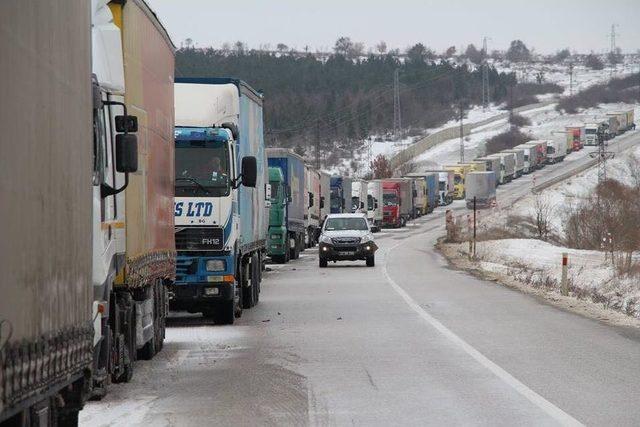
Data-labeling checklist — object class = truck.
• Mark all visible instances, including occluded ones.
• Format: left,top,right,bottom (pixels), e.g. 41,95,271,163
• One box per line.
403,173,438,214
1,2,94,423
527,140,548,167
267,149,306,263
172,78,267,324
584,123,599,146
465,172,497,209
91,0,175,398
607,112,627,135
408,177,428,216
424,173,439,213
565,126,584,151
330,176,352,213
390,179,414,223
351,179,369,213
320,171,331,224
443,164,473,199
502,149,525,177
546,138,567,164
367,180,383,231
437,171,455,205
382,180,403,227
305,165,321,247
487,153,516,183
625,109,635,131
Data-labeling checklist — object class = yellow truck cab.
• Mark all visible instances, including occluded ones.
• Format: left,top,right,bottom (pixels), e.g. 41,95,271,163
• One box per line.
443,164,475,199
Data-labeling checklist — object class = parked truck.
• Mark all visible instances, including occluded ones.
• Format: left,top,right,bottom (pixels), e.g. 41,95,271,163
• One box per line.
367,180,383,231
565,126,584,151
503,149,525,177
437,171,455,205
607,112,627,135
330,176,353,213
172,78,266,324
351,179,369,213
267,149,306,263
443,164,473,199
305,165,321,246
584,123,599,146
465,172,497,209
625,109,635,131
91,0,175,398
546,138,566,164
0,2,94,423
487,153,516,183
514,144,537,173
382,180,404,227
320,171,331,224
389,179,414,223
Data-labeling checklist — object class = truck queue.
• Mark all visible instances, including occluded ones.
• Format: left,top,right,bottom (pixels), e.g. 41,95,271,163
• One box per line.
0,1,637,425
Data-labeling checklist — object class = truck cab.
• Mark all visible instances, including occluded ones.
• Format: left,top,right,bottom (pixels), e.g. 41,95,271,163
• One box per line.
584,123,599,146
330,176,352,213
382,181,403,227
443,164,472,199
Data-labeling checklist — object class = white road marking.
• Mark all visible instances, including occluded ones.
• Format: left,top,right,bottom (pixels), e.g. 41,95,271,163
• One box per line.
381,240,584,427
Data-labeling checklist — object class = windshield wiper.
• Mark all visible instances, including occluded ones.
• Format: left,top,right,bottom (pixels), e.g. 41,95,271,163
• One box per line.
176,177,210,195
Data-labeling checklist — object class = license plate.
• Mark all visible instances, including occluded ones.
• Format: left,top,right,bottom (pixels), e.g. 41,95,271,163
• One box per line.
339,251,356,256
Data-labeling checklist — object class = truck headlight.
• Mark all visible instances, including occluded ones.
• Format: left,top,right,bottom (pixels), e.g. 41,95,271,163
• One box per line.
270,233,282,240
206,260,226,272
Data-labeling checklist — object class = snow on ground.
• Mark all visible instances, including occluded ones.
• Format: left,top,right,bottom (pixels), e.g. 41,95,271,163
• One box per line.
456,238,640,317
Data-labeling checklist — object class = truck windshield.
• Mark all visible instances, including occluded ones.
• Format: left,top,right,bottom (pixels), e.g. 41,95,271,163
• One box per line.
383,192,398,206
585,129,597,134
175,141,230,197
324,217,368,231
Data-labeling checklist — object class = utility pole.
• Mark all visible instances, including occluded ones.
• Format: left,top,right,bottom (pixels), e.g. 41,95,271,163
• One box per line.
482,36,490,110
315,119,321,170
609,24,618,78
589,127,614,184
459,102,465,163
393,68,402,139
568,62,574,96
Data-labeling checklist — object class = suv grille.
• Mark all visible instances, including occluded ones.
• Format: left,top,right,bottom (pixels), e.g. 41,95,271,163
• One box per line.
331,237,361,246
175,227,224,251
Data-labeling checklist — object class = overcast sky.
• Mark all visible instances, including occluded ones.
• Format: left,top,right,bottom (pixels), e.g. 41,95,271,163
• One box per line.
146,0,640,54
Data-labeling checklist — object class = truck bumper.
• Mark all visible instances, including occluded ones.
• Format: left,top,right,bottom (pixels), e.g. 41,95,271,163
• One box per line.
169,281,234,311
172,254,235,311
267,227,287,256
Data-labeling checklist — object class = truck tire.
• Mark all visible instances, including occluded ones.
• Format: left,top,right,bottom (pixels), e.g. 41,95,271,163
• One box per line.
366,255,375,267
57,409,79,427
241,259,255,309
319,257,328,268
215,300,235,325
272,254,287,264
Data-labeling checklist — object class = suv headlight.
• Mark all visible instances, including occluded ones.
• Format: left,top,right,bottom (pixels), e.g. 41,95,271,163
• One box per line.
319,235,332,244
361,234,373,244
205,259,226,272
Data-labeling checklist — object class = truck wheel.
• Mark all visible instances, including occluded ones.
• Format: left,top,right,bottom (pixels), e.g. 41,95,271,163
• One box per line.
241,260,254,309
319,257,328,268
214,301,235,325
366,255,375,267
138,337,156,360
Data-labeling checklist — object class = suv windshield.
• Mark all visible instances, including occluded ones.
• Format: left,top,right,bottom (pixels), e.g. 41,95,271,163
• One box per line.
324,217,368,231
175,141,230,196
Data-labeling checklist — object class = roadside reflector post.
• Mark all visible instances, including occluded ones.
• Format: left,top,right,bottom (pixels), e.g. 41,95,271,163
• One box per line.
473,196,477,258
561,252,569,296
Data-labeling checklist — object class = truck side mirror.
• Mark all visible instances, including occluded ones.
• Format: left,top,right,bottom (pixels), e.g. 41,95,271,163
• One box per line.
412,189,418,197
115,133,138,173
241,156,257,187
286,185,292,203
360,202,364,209
115,115,138,133
320,196,325,209
309,192,314,207
374,201,378,209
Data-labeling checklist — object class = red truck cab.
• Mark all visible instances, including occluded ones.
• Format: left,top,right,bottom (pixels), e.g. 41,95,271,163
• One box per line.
382,181,402,228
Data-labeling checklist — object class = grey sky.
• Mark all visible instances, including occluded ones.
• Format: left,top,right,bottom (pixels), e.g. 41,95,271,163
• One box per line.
146,0,640,54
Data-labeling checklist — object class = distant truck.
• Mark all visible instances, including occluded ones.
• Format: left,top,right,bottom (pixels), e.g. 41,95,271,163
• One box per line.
502,149,525,177
584,123,599,146
487,153,516,183
443,164,473,199
1,2,94,423
465,172,497,209
514,144,538,173
546,138,567,164
305,165,321,246
381,180,404,227
527,140,548,167
172,78,266,324
565,126,584,151
351,179,369,213
607,112,627,135
330,176,353,213
367,180,383,230
267,149,307,263
320,171,331,224
404,173,439,214
420,170,455,205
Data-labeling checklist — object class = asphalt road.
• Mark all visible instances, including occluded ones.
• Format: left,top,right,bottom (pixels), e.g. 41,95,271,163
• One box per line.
80,132,640,427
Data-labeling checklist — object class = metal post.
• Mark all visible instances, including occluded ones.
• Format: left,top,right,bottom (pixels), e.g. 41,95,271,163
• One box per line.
473,196,477,257
561,252,569,296
459,103,465,163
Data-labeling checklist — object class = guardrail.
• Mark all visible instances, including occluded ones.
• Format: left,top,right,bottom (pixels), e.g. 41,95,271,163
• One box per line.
390,100,557,170
531,158,598,194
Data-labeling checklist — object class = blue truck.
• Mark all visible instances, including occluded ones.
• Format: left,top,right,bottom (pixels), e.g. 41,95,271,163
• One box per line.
425,173,439,213
266,148,306,262
330,176,353,213
171,78,268,324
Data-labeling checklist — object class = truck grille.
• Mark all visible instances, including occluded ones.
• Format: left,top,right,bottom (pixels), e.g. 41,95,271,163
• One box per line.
175,227,224,251
331,237,361,246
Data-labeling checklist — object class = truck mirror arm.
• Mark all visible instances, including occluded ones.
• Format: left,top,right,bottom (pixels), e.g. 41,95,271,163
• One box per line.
101,173,130,198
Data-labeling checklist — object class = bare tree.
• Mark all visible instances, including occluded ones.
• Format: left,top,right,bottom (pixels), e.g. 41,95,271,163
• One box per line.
533,194,554,240
376,41,387,55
